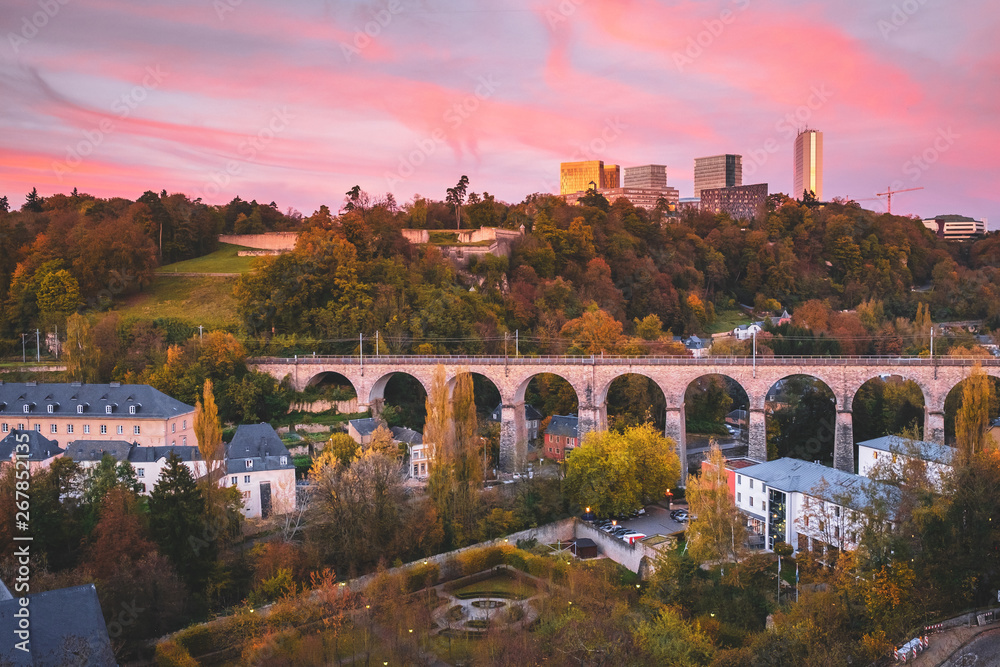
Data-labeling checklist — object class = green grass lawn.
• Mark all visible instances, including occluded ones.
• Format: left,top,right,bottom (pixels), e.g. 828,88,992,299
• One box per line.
155,244,259,274
452,573,536,600
115,275,239,329
705,308,755,335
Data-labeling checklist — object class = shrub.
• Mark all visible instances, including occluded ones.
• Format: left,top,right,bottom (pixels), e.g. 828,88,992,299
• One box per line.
155,640,199,667
173,625,213,657
406,561,440,593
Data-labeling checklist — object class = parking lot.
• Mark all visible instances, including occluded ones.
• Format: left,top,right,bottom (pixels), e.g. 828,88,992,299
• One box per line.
590,502,689,542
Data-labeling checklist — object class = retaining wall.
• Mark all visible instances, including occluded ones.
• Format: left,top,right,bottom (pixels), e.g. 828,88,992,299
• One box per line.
219,232,299,251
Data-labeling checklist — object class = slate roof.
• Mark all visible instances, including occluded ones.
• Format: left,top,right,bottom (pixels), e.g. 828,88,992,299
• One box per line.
489,404,543,422
0,430,63,461
349,417,381,437
0,381,194,419
0,582,115,666
391,426,422,445
546,415,579,438
226,423,294,474
856,435,956,466
737,457,895,510
726,408,748,421
63,440,136,462
128,445,203,463
684,335,708,350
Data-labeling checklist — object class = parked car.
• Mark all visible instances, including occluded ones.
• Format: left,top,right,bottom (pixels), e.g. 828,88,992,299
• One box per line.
625,533,647,545
672,510,689,522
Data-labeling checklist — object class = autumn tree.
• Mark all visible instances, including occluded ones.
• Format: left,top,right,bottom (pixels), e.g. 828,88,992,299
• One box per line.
64,312,101,383
634,606,715,667
955,364,994,461
685,442,746,573
194,378,226,530
560,305,625,355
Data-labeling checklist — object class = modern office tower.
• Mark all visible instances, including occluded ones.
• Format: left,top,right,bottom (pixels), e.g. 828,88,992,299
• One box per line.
694,154,742,198
793,129,823,201
560,160,621,194
624,164,668,189
700,183,769,221
564,186,679,212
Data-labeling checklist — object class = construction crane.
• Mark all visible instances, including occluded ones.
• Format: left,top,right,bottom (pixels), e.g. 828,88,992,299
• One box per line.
876,185,924,215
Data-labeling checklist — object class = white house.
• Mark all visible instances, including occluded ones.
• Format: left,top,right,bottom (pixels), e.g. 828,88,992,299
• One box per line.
856,435,955,489
732,457,895,555
391,426,431,479
226,423,296,519
733,323,763,340
64,440,208,495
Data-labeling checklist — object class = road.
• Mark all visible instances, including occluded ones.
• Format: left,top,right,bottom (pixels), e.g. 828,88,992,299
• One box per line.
939,628,1000,666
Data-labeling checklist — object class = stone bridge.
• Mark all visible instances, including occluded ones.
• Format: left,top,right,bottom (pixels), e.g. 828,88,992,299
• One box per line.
251,355,1000,480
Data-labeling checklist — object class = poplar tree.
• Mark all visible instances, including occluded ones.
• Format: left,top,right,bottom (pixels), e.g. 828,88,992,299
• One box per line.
195,379,226,528
956,364,994,461
685,442,746,575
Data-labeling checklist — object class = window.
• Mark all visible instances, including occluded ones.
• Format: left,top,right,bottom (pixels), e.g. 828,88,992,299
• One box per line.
873,451,878,460
413,465,419,476
137,468,145,478
140,483,146,493
84,425,90,434
77,405,84,414
17,423,24,431
50,424,57,434
182,420,187,430
819,520,825,531
116,425,124,435
245,459,253,469
749,497,754,507
67,424,73,434
737,474,742,485
1,424,7,433
171,423,176,433
834,506,840,518
804,515,810,527
100,425,107,434
244,475,250,484
182,436,187,446
129,405,136,415
23,405,29,414
171,440,176,447
280,456,287,465
850,531,857,543
737,492,742,503
133,425,140,435
834,526,840,539
231,476,237,486
47,404,53,414
750,479,754,489
34,424,40,432
105,405,112,414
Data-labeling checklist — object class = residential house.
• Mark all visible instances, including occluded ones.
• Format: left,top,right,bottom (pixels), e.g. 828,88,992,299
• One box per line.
0,580,115,666
226,423,296,519
731,457,895,555
348,417,383,445
732,323,763,340
543,414,579,461
490,403,543,441
0,430,63,472
768,310,792,327
391,426,431,479
683,335,710,358
64,440,208,495
857,435,955,489
0,381,196,448
990,417,1000,449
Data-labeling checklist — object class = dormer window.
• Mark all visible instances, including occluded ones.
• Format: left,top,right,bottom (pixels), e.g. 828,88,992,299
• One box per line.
105,405,113,414
77,405,84,414
245,459,253,469
129,405,137,415
47,404,54,414
22,405,30,414
280,456,287,465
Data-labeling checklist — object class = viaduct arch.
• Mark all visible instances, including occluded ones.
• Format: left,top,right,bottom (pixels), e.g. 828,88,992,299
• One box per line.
252,355,1000,480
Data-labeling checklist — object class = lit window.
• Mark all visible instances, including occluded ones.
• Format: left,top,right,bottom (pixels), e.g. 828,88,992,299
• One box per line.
100,425,107,434
134,425,140,435
67,424,74,434
84,425,90,434
117,425,124,435
50,424,57,434
873,451,878,459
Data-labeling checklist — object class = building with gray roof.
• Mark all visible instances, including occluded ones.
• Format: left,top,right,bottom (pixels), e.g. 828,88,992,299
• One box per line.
347,417,384,445
490,403,543,441
226,423,296,518
0,582,115,666
857,435,955,489
0,381,196,448
64,440,209,494
0,430,63,471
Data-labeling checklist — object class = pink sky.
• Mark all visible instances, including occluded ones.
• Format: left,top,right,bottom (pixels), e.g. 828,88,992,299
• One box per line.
1,0,997,224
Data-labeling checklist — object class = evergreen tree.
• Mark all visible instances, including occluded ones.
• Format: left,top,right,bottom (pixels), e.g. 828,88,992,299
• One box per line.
22,187,44,212
149,452,214,591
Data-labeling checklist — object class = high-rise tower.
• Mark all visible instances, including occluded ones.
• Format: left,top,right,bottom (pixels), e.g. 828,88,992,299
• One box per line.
693,155,742,198
793,129,823,201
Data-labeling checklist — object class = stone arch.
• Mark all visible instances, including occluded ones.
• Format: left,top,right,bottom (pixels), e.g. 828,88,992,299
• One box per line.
764,373,839,467
304,370,359,398
941,370,1000,445
512,370,582,407
850,373,927,442
368,370,431,420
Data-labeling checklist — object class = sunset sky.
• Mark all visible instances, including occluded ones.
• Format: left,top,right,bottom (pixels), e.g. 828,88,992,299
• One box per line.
1,0,996,224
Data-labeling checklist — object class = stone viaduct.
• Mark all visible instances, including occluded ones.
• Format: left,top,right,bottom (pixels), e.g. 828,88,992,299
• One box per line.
252,355,1000,481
